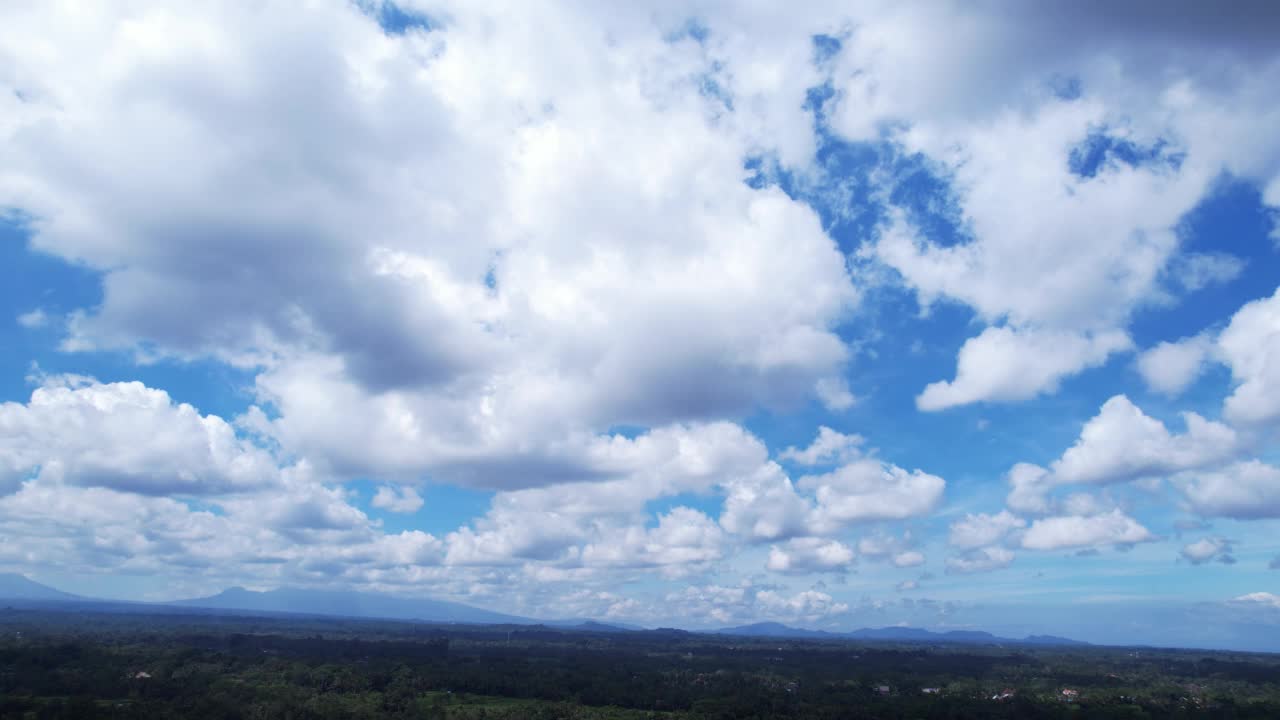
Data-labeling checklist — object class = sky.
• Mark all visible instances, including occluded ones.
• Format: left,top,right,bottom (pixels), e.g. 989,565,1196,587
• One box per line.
2,0,1280,650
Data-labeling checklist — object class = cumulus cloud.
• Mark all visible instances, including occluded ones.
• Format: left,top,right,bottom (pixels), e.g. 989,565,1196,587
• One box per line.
371,485,424,514
1218,287,1280,426
778,426,865,466
766,537,855,574
1021,509,1155,551
0,376,287,496
891,551,926,568
665,583,849,627
1005,395,1237,513
830,0,1280,410
0,0,859,491
1179,461,1280,519
1232,592,1280,610
1180,537,1235,566
948,510,1026,549
917,327,1132,411
719,463,814,541
1136,334,1214,396
802,459,945,530
945,547,1014,575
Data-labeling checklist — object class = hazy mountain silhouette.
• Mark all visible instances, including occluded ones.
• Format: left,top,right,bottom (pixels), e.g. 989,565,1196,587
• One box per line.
0,573,85,602
172,586,533,625
717,621,1090,647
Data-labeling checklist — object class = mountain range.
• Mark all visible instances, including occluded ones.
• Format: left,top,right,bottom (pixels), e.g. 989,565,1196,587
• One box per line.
713,621,1088,646
0,573,1079,646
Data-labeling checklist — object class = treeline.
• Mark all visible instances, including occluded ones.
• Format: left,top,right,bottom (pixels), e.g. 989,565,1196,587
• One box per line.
2,608,1280,719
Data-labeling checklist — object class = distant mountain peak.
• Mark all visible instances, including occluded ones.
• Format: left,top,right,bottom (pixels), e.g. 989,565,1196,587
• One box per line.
0,573,82,601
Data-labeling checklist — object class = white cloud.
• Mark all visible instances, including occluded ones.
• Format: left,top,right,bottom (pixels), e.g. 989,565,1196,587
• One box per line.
1234,592,1280,609
16,309,48,329
0,0,860,491
948,510,1026,550
1180,537,1235,565
371,485,424,514
0,376,287,496
1136,334,1213,396
802,459,945,530
917,327,1132,411
1180,460,1280,520
719,463,814,541
766,537,855,574
1005,395,1238,513
945,546,1014,575
663,583,849,627
778,426,865,466
1052,395,1236,486
891,550,925,568
1218,287,1280,426
1167,252,1245,293
1021,509,1155,551
581,507,725,576
829,1,1280,410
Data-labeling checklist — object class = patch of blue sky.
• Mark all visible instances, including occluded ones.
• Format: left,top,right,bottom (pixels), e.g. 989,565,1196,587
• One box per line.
644,491,721,521
1068,131,1184,179
1132,177,1279,345
1,219,259,421
811,34,842,66
353,478,494,536
355,0,432,36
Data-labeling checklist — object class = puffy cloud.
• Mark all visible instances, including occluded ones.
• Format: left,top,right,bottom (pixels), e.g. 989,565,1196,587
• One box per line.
1052,396,1236,485
766,537,855,574
1006,463,1053,515
778,426,865,466
948,510,1026,550
917,327,1132,410
0,0,859,490
0,376,286,496
1232,592,1280,610
663,583,849,627
719,463,813,541
1179,461,1280,520
1136,334,1214,396
371,485,424,514
1021,509,1155,551
581,507,725,576
1179,537,1235,566
891,551,925,568
802,459,945,530
755,589,850,621
1005,395,1237,513
1218,287,1280,426
830,0,1280,409
945,547,1014,575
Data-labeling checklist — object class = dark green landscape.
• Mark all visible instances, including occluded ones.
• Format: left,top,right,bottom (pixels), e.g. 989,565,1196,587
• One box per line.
3,606,1279,720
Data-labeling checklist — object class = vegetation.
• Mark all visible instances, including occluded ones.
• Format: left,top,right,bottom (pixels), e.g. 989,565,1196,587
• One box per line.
2,607,1279,719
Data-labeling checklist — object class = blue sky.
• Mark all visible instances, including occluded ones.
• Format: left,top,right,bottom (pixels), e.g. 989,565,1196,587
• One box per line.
2,1,1280,650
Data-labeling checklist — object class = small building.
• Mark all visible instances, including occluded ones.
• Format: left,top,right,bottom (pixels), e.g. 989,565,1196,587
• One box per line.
991,689,1015,701
1061,688,1079,702
132,671,152,680
921,687,940,695
875,685,891,696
